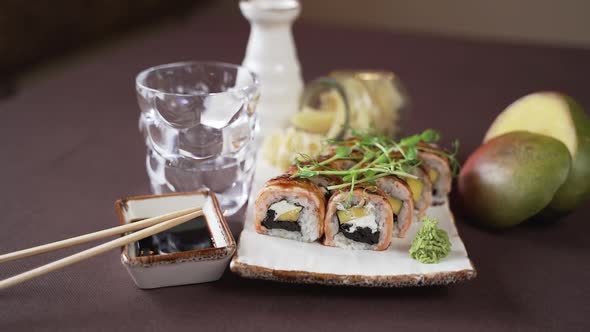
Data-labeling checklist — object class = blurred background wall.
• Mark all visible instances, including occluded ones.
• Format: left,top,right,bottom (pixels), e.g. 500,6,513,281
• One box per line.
1,0,588,95
0,0,199,95
210,0,590,48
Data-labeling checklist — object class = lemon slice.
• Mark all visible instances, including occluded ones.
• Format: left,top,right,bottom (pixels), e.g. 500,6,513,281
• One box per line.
300,78,349,139
291,107,336,134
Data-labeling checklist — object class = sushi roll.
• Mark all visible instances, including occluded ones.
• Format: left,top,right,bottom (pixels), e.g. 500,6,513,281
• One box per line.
287,162,341,201
400,167,433,220
324,188,394,250
316,152,361,171
374,176,414,238
417,145,452,205
328,158,358,171
255,175,326,242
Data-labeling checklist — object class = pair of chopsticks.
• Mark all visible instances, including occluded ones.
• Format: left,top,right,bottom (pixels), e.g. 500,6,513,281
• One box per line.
0,207,203,290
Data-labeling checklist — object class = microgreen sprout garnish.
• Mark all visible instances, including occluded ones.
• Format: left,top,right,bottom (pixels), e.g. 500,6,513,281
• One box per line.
293,128,460,194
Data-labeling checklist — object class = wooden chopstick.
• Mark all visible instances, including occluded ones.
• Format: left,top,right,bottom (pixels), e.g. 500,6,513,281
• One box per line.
0,209,203,290
0,207,202,264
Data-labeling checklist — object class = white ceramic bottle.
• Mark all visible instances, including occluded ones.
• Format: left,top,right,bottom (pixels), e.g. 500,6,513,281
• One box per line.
240,0,303,134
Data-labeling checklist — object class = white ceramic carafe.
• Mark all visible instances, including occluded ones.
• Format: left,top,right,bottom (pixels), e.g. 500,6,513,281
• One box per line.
240,0,303,134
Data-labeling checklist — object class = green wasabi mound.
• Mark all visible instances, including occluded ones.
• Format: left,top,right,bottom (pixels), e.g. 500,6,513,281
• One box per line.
409,216,451,264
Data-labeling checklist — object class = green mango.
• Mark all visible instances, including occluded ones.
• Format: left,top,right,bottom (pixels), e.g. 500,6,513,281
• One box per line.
458,132,571,228
547,96,590,212
484,92,590,213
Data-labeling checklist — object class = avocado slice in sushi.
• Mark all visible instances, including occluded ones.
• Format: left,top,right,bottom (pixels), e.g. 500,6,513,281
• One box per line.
387,197,403,215
337,207,368,223
276,207,303,222
404,178,423,203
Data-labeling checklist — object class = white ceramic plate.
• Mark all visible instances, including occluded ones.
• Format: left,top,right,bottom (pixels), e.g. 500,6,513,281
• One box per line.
230,159,476,287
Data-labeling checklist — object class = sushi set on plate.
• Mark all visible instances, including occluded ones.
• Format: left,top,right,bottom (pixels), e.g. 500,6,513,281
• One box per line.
229,133,477,288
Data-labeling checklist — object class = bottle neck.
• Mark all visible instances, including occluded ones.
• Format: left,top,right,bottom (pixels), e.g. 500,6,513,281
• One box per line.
244,23,298,64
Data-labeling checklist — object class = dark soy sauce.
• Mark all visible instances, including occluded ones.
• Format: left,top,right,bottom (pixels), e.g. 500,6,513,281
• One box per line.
132,215,214,257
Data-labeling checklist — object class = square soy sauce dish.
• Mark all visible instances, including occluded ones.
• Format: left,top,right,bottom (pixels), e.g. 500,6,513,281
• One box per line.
115,191,236,289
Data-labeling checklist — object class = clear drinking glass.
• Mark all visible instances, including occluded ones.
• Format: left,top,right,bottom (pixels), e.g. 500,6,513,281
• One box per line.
136,62,260,219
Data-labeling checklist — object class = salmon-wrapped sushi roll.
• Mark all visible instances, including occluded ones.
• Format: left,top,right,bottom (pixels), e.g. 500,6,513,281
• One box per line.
375,176,414,238
287,163,341,201
388,152,433,219
324,188,394,251
418,145,452,205
255,175,326,242
399,167,433,220
312,152,361,171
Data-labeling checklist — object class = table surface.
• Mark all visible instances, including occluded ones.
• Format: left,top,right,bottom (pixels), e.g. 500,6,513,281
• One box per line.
1,13,589,331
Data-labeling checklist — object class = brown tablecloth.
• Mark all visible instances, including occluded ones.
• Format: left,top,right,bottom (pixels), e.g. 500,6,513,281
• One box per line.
1,13,589,331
